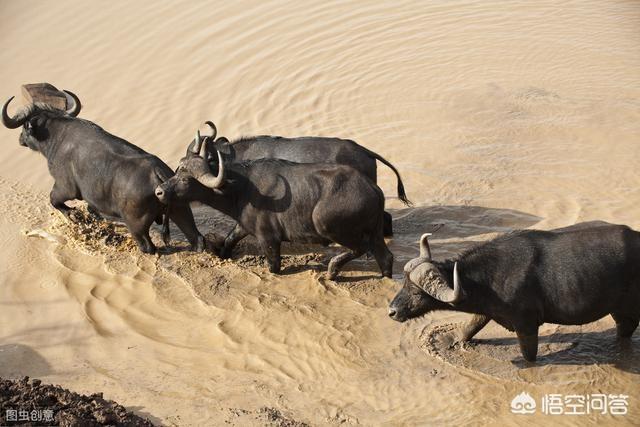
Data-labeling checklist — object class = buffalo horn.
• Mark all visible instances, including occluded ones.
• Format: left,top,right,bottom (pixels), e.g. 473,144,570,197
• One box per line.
188,130,204,155
419,233,432,260
1,97,26,129
62,90,82,117
410,261,463,304
449,262,463,304
203,121,217,140
196,150,225,189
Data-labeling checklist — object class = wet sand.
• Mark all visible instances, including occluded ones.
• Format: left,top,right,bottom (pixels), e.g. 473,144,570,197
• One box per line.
1,1,639,425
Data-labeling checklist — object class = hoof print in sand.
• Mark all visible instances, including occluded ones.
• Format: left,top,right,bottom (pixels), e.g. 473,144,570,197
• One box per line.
418,322,639,382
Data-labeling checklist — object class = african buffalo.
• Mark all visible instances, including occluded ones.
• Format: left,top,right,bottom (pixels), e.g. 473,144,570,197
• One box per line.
388,222,640,362
199,121,410,236
2,94,204,254
155,131,393,278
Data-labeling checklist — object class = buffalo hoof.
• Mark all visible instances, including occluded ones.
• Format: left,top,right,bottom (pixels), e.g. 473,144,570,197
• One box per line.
191,235,205,253
219,247,233,259
138,241,157,255
268,265,281,274
516,332,538,362
140,247,156,255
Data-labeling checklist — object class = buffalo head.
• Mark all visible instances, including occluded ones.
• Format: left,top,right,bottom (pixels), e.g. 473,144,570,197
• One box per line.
2,91,81,151
388,233,463,322
155,130,225,204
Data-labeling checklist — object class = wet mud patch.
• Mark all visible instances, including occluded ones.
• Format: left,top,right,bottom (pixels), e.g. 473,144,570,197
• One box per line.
225,407,309,426
202,229,331,275
47,206,136,253
234,253,326,274
420,320,640,383
0,376,154,426
33,202,390,312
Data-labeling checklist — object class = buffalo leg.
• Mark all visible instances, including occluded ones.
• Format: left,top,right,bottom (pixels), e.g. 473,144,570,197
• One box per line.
612,313,639,338
50,183,76,220
515,327,539,362
371,233,393,278
383,211,393,237
131,230,156,254
220,223,248,259
170,206,204,252
458,314,490,342
327,249,365,280
259,239,281,274
125,213,157,254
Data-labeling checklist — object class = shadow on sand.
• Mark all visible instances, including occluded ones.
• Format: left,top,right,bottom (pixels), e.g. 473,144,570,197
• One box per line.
474,328,640,374
0,343,52,378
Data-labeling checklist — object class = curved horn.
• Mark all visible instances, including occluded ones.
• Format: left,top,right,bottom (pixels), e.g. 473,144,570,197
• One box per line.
2,96,26,129
196,150,225,189
448,262,463,304
62,90,82,117
188,130,204,155
203,121,217,140
419,233,432,260
409,261,463,304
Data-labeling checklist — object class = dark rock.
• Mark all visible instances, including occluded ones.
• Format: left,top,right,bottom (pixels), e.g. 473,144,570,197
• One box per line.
0,377,155,426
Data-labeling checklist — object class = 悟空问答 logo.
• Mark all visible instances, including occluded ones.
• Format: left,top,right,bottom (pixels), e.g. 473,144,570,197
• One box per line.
511,391,536,414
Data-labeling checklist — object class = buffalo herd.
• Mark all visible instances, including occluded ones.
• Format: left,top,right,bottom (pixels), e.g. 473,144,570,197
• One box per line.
3,87,638,362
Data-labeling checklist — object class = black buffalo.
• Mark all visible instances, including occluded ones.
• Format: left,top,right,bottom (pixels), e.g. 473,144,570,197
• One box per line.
2,94,204,254
200,121,410,237
388,222,640,361
155,131,393,278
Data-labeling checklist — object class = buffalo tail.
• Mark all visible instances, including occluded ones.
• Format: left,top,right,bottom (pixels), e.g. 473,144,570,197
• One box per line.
360,145,412,206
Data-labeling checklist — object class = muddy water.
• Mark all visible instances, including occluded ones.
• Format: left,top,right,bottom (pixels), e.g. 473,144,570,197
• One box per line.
0,0,639,425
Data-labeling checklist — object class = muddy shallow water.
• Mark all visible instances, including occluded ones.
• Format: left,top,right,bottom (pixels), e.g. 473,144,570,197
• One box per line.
1,1,639,425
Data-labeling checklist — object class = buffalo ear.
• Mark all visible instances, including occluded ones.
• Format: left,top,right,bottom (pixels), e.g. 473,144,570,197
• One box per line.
154,166,173,183
205,138,232,163
204,136,231,158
